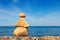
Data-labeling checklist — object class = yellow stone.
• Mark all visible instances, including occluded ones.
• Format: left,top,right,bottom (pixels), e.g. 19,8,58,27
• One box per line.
15,18,29,27
19,12,26,17
14,27,28,36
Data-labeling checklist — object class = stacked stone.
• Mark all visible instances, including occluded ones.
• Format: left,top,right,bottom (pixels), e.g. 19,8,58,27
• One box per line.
13,12,29,36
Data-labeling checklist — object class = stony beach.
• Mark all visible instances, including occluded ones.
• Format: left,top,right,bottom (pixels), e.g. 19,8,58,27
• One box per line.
0,36,60,40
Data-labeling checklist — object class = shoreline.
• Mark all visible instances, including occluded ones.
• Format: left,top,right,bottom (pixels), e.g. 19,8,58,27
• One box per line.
0,36,60,40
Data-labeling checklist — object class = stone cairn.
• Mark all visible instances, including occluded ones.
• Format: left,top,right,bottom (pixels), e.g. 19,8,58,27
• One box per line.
13,12,29,37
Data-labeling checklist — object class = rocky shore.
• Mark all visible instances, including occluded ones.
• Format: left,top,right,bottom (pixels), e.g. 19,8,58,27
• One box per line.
0,36,60,40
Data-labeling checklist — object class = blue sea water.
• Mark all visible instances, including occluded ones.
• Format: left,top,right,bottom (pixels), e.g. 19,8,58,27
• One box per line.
0,26,60,37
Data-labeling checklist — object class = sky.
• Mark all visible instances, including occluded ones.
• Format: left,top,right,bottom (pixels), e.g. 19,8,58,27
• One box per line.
0,0,60,26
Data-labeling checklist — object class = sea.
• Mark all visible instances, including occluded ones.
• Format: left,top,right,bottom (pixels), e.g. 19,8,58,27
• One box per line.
0,26,60,37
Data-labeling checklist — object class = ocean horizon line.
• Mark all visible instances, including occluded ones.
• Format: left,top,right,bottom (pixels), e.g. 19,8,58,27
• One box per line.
0,26,60,28
0,26,60,27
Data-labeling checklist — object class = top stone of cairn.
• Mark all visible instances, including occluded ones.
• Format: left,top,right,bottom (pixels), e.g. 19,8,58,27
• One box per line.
19,12,26,18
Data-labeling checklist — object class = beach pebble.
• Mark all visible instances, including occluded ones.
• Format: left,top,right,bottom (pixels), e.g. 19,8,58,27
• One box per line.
0,36,60,40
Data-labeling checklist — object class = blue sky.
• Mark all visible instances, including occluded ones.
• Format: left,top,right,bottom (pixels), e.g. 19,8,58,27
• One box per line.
0,0,60,26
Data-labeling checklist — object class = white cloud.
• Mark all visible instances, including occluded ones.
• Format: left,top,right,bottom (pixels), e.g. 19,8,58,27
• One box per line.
26,13,60,26
0,7,20,26
0,7,60,26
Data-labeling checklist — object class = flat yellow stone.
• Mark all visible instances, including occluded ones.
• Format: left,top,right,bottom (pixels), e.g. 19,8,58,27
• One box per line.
19,12,26,17
15,18,29,27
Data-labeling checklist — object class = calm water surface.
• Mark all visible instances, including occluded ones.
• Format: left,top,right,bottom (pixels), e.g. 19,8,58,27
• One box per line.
0,26,60,37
